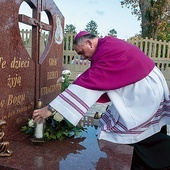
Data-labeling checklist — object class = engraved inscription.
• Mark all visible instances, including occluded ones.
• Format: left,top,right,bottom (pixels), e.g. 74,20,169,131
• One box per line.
41,57,61,96
47,71,58,80
49,57,57,66
0,55,60,120
7,74,21,88
0,100,5,108
41,84,61,96
0,104,34,120
10,57,30,69
7,94,25,106
0,57,6,69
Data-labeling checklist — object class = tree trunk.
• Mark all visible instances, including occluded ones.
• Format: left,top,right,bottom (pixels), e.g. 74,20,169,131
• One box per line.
139,0,151,38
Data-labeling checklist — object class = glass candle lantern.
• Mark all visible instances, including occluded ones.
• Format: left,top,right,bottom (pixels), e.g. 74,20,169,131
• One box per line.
32,99,45,142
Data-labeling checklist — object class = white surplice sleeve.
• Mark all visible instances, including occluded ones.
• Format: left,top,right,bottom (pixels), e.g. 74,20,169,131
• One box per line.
49,84,105,126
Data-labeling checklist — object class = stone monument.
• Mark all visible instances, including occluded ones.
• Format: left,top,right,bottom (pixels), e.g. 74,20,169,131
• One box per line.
0,0,64,138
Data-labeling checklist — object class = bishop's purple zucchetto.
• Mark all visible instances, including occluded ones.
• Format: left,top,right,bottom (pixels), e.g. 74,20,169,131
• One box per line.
74,31,90,41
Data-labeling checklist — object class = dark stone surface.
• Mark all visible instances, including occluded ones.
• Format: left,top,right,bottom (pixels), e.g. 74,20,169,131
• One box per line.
0,125,133,170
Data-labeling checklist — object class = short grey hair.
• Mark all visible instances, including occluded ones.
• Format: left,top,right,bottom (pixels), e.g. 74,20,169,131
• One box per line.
73,34,97,45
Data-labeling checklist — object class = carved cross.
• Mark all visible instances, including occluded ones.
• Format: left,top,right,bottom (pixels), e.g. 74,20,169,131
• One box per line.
18,0,52,102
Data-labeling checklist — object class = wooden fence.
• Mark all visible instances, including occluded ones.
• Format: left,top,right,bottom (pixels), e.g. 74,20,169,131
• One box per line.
63,33,90,80
21,31,170,89
127,37,170,89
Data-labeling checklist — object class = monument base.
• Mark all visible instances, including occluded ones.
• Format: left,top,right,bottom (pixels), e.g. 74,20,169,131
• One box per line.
0,117,133,170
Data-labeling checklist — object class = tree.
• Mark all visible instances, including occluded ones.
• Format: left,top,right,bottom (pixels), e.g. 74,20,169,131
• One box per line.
85,20,99,35
64,24,76,34
121,0,170,39
108,29,117,37
157,22,170,41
